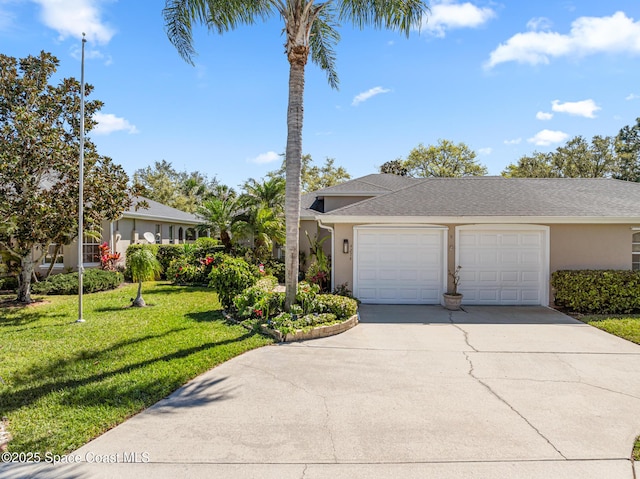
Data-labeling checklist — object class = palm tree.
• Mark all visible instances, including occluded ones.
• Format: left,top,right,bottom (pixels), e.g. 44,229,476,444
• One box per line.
241,177,285,214
164,0,428,309
197,196,242,252
129,248,163,307
235,205,285,261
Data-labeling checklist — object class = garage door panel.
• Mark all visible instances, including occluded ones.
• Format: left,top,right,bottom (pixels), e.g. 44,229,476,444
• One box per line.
356,228,445,304
458,228,547,306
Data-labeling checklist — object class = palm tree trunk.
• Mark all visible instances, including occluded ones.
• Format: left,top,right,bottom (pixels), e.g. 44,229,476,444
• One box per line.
284,52,307,310
132,279,146,307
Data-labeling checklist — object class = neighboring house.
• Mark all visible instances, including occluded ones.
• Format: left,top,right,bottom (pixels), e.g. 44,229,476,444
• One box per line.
300,174,640,306
39,197,202,274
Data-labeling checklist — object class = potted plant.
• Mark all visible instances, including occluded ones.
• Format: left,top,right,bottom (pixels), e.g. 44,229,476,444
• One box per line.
443,265,463,311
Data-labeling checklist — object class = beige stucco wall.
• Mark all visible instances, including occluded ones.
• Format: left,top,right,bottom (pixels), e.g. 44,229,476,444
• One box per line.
548,224,635,271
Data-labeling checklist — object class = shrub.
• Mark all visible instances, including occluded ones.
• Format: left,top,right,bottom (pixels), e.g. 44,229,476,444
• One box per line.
316,294,358,320
208,254,260,309
262,259,285,283
551,270,640,314
156,245,184,278
0,276,18,292
31,269,124,295
232,276,280,320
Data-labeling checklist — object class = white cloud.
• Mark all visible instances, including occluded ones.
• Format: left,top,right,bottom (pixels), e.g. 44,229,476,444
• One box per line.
527,129,569,146
504,138,522,145
485,11,640,69
422,0,496,37
33,0,115,44
93,113,138,135
536,111,553,120
352,86,390,106
551,99,600,118
626,93,640,101
249,151,280,164
527,17,553,32
478,147,492,155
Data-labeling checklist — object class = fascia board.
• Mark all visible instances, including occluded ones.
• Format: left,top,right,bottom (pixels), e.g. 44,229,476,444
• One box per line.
316,215,640,224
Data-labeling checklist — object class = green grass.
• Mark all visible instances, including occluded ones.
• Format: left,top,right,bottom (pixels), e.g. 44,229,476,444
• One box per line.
0,282,273,455
581,314,640,460
583,314,640,346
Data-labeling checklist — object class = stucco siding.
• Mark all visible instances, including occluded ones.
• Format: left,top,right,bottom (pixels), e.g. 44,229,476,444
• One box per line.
549,224,635,271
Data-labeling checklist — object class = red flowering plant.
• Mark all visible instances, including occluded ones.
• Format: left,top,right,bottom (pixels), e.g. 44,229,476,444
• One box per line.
98,242,121,271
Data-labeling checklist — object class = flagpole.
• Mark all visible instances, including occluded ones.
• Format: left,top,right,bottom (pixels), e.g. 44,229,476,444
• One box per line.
76,33,86,323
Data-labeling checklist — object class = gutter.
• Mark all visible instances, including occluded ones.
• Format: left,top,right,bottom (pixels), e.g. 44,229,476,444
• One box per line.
316,219,335,292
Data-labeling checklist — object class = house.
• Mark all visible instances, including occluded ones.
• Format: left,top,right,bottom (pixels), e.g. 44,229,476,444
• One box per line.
300,174,640,306
39,197,202,274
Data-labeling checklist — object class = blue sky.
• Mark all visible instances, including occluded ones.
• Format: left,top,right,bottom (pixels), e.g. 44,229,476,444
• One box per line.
1,0,640,188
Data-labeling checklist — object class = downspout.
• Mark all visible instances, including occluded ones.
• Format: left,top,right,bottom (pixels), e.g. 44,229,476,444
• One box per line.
316,219,334,291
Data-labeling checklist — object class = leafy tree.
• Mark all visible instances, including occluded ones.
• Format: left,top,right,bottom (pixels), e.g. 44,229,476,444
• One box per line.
268,154,352,193
0,52,134,303
133,160,217,213
379,159,409,176
404,139,488,177
502,135,622,179
616,117,640,182
501,152,556,178
128,248,162,307
163,0,428,309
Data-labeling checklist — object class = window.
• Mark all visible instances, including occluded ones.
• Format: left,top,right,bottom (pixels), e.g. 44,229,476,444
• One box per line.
155,224,161,244
169,225,174,242
633,233,640,271
83,235,101,264
43,244,64,266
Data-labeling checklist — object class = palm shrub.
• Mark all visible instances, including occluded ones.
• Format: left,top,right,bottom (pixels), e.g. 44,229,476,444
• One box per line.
129,248,162,307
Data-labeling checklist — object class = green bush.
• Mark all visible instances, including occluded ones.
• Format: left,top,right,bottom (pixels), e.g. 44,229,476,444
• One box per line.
156,245,184,279
124,244,158,281
0,276,18,291
316,294,358,320
31,269,124,295
262,259,285,283
551,270,640,314
208,254,260,309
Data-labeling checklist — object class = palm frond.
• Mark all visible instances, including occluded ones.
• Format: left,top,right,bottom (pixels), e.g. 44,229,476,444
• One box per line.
310,5,340,89
339,0,428,37
163,0,274,64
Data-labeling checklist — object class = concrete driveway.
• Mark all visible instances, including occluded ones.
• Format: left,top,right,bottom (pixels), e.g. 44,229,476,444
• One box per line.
5,305,640,478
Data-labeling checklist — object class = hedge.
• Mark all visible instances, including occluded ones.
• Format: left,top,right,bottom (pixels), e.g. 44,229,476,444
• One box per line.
551,270,640,314
31,269,124,295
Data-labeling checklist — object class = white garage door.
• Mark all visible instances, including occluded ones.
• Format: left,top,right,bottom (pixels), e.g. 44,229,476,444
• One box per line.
354,227,446,304
456,226,548,305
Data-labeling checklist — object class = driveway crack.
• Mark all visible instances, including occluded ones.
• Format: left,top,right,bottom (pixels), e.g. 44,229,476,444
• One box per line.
461,351,567,460
448,312,478,352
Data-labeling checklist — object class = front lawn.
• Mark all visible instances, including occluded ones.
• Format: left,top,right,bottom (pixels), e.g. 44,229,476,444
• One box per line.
0,282,273,455
582,314,640,459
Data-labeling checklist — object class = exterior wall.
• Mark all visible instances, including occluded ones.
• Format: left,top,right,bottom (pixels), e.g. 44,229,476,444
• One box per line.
332,223,355,290
323,196,374,213
548,224,635,271
37,217,201,274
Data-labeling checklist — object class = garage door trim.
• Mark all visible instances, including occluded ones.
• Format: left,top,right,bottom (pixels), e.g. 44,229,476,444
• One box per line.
353,225,448,304
455,224,550,306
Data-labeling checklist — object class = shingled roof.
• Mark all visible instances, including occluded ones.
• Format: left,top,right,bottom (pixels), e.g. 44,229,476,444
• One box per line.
304,176,640,221
123,197,200,224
